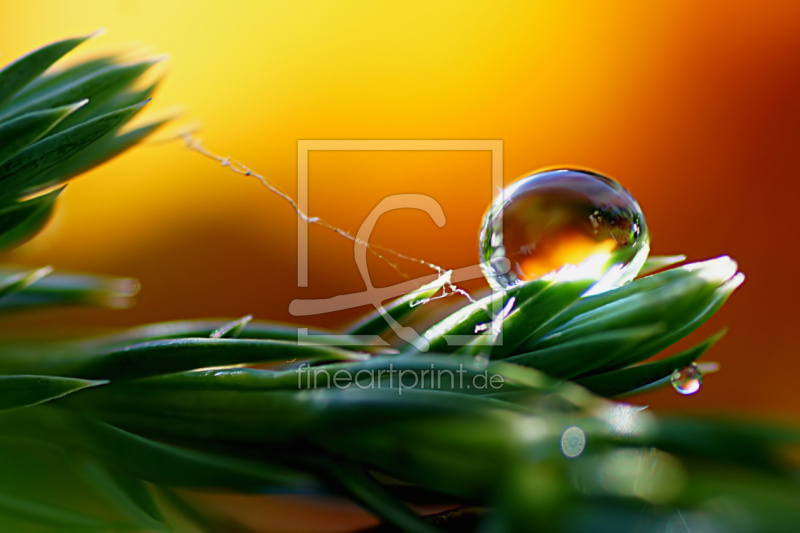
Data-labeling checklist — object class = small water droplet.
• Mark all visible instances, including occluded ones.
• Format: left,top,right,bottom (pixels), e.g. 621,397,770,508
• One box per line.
479,169,649,292
671,363,703,395
561,426,586,458
473,354,490,369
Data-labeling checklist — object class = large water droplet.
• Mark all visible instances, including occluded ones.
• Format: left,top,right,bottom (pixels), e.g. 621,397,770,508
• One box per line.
479,169,649,293
671,363,703,395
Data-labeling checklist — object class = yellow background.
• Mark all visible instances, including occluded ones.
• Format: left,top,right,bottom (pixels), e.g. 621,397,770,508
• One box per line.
2,1,800,419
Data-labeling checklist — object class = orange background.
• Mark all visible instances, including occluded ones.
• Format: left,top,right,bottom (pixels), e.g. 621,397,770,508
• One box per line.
1,1,800,418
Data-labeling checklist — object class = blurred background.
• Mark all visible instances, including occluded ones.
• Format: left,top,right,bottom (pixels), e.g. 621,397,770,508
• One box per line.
1,0,799,423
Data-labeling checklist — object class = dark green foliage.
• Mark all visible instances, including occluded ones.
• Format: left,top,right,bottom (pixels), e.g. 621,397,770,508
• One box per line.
1,34,795,533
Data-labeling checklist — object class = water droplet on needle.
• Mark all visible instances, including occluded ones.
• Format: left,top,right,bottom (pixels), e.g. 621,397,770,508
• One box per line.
479,169,649,294
671,363,703,395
